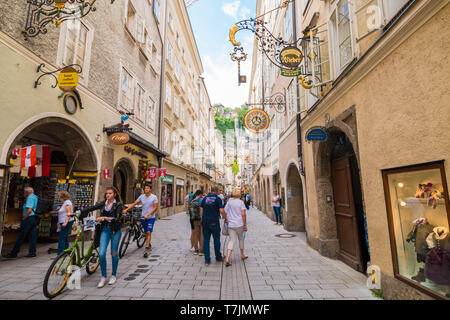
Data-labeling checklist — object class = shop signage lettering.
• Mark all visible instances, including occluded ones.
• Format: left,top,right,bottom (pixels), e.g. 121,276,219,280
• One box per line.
109,132,130,145
124,146,147,159
305,126,328,142
161,175,174,184
280,47,303,69
177,179,185,186
281,69,302,77
57,67,79,92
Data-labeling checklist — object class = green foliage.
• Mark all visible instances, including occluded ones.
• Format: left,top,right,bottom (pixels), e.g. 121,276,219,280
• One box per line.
214,116,235,137
370,289,384,299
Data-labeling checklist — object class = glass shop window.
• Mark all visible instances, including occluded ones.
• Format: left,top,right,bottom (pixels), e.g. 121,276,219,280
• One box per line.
161,184,173,208
383,162,450,299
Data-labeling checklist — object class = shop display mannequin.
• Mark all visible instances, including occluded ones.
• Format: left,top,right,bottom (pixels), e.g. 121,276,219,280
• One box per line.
407,218,434,282
423,227,450,286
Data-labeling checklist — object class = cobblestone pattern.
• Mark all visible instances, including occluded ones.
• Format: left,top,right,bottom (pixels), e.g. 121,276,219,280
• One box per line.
0,207,377,300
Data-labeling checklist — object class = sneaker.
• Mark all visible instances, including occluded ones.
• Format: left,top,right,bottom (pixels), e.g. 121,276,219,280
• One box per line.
143,247,151,258
108,276,117,285
189,247,196,252
216,256,225,262
205,260,211,265
199,251,204,256
25,254,36,258
3,253,17,259
97,277,107,288
193,250,199,255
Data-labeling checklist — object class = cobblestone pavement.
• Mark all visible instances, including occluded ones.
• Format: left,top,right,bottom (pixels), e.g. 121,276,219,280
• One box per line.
0,207,377,300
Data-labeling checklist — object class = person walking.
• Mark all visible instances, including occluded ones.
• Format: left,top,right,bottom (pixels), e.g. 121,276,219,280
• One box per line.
56,191,75,255
123,183,158,258
200,186,228,265
272,190,282,225
224,188,248,267
5,187,39,259
189,190,204,256
79,187,123,287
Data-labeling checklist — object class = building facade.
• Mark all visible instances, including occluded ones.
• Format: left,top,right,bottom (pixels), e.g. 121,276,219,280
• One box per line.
250,0,450,300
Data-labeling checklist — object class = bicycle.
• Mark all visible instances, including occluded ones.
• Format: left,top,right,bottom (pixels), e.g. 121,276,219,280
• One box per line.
118,207,146,258
43,214,100,299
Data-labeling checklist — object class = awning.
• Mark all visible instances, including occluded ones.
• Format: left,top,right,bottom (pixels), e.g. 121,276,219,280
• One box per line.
128,131,167,158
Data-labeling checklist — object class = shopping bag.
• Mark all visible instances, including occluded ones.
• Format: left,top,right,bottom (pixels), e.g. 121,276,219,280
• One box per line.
83,214,95,231
222,222,229,236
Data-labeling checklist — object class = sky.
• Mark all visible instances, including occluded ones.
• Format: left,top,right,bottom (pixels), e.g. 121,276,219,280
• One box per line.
187,0,256,110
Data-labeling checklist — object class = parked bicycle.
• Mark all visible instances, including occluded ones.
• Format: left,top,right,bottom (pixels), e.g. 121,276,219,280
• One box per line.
43,213,100,299
118,206,145,258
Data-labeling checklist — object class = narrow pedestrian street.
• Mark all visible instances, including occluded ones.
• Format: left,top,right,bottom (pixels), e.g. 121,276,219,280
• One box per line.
0,207,375,300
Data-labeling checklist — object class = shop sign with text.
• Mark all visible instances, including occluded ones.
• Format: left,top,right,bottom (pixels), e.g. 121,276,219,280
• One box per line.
109,132,130,145
280,46,303,69
281,69,302,77
57,67,79,92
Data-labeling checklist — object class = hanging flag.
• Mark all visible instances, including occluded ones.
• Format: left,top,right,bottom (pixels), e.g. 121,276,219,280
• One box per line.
12,148,21,157
103,169,110,179
28,145,50,177
158,168,167,179
20,146,37,168
149,167,157,179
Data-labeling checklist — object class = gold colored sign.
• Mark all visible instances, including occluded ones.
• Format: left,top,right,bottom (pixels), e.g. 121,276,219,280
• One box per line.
57,67,79,92
280,46,303,69
73,172,98,178
109,132,130,145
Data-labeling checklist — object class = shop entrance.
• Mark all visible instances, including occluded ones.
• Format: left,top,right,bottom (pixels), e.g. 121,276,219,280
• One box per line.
1,117,97,253
329,132,369,272
285,164,305,232
113,159,134,205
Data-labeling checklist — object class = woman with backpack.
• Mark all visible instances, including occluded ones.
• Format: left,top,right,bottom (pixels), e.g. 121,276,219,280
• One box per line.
188,190,204,256
78,187,123,288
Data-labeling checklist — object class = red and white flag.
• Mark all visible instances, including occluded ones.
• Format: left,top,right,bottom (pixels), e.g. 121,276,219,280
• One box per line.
149,167,157,179
28,145,50,177
158,168,167,179
20,146,37,168
12,148,21,157
103,169,110,179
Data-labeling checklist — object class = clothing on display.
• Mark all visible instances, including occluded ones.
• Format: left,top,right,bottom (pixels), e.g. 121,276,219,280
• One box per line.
423,227,450,286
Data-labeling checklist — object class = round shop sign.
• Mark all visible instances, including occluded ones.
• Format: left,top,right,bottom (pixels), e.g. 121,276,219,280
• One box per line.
57,67,79,92
244,108,270,133
280,46,303,69
109,132,130,145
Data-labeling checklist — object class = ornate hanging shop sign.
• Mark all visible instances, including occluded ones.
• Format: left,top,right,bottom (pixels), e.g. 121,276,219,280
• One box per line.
103,111,134,145
109,132,130,145
244,109,270,133
57,66,79,92
305,126,328,142
281,69,302,77
22,0,116,40
280,46,303,69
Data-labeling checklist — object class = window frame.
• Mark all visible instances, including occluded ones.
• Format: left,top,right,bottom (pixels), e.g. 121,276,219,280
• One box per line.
382,160,450,300
118,65,135,112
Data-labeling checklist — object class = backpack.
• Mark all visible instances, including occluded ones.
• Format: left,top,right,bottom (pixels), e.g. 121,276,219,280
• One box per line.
33,197,49,216
189,198,201,221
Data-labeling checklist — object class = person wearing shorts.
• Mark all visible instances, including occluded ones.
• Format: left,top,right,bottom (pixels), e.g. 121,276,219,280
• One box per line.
123,183,158,258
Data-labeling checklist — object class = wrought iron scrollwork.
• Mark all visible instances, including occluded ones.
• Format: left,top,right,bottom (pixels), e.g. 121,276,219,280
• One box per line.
34,63,82,88
23,0,115,39
247,92,286,114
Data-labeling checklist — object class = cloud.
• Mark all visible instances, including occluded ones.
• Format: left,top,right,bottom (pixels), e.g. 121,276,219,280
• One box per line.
239,7,251,19
202,50,252,109
221,1,240,19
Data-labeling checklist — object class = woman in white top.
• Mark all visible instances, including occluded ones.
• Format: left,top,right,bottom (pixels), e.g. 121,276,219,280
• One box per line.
57,191,75,255
224,188,248,266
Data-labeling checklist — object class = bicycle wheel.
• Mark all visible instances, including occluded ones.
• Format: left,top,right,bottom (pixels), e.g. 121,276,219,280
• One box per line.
119,229,133,258
86,248,100,275
43,251,74,299
136,224,146,248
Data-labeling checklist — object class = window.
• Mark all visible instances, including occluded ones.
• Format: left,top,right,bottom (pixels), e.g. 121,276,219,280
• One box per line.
284,2,293,42
176,32,180,47
180,72,185,90
180,104,185,123
168,14,173,30
134,84,145,123
58,19,93,82
330,0,355,72
382,162,450,299
383,0,410,23
175,58,179,78
147,97,156,131
164,126,171,152
176,182,185,206
120,67,134,111
144,30,153,60
153,0,160,22
286,80,297,122
125,1,139,40
167,42,173,65
166,83,171,106
174,96,179,117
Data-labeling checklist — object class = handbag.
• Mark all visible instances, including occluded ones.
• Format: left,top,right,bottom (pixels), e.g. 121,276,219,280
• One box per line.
93,223,102,249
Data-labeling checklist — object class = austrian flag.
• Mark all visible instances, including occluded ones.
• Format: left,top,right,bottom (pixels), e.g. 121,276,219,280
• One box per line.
21,145,50,177
103,169,110,179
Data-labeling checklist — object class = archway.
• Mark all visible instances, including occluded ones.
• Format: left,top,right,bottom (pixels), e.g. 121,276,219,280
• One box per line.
113,158,135,205
314,126,369,272
285,163,305,232
1,117,98,252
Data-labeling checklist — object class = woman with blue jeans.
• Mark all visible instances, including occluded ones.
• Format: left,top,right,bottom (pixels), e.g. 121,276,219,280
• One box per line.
80,187,123,288
272,190,282,225
57,191,75,255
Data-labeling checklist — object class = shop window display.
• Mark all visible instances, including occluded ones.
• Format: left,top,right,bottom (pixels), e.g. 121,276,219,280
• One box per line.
161,184,173,208
383,162,450,299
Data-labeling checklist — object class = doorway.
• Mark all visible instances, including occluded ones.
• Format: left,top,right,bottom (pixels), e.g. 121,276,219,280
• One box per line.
330,132,369,272
113,159,135,205
285,164,305,232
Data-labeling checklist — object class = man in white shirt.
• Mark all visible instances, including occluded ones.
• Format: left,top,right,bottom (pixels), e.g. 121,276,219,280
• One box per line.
123,183,158,258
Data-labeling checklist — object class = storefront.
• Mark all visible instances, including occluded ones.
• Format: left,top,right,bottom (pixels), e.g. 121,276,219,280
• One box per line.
176,178,185,207
160,175,174,214
0,117,98,252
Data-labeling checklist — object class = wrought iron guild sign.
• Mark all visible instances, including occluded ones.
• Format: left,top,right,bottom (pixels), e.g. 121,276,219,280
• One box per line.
23,0,116,39
247,92,286,114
